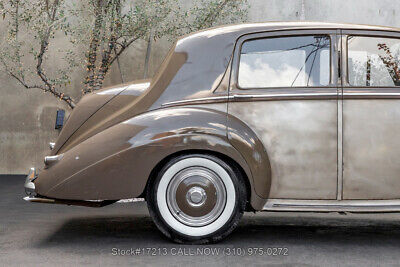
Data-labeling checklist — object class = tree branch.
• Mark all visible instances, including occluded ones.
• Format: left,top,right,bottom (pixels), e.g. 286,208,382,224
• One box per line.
84,0,105,93
1,57,75,108
200,0,229,28
33,0,76,108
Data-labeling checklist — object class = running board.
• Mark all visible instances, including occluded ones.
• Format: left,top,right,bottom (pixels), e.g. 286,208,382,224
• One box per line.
263,199,400,213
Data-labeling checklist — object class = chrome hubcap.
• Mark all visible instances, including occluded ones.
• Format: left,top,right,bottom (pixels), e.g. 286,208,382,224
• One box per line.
186,186,207,206
166,166,227,227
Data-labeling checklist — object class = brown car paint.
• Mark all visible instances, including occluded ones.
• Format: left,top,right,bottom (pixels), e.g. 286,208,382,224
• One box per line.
51,79,151,155
34,22,400,211
36,106,266,209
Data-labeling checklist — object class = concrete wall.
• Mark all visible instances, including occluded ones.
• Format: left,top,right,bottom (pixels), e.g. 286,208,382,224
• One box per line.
1,0,399,174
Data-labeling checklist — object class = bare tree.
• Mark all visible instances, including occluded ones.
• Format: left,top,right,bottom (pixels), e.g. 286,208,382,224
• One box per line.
0,0,248,108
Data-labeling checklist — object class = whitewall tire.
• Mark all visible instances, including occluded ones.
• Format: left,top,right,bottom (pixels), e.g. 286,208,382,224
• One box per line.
146,154,247,244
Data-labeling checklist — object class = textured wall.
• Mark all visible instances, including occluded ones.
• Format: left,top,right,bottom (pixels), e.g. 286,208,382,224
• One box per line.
1,0,399,174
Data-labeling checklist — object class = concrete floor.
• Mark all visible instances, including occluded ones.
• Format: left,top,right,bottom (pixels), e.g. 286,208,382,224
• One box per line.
2,175,400,266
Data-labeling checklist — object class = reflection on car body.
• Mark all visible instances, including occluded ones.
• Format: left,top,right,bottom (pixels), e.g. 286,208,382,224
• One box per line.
24,22,400,243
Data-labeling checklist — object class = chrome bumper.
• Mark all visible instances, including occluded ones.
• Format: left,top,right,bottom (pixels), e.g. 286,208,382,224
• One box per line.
24,168,37,197
23,196,117,207
23,167,116,207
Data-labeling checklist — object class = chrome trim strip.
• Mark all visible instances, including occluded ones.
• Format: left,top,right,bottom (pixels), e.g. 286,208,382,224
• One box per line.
232,92,338,101
263,199,400,212
162,92,339,107
337,95,343,200
161,91,400,107
343,92,400,98
162,96,230,107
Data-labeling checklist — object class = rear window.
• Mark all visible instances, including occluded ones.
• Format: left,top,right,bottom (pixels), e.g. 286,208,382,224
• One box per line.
238,35,331,88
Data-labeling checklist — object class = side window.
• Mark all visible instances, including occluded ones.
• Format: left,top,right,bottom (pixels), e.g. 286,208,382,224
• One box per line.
348,36,400,87
238,35,331,88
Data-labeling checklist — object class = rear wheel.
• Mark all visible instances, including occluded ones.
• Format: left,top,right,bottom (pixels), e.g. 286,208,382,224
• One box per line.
146,154,247,244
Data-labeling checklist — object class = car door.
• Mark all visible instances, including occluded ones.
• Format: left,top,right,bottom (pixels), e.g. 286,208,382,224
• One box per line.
342,30,400,199
228,30,340,199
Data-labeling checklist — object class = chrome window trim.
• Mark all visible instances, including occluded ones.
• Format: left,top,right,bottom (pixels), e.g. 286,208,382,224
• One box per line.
237,34,333,89
346,35,400,88
230,29,339,92
341,30,400,87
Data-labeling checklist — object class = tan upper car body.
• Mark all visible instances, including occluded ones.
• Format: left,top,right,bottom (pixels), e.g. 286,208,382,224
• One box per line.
24,21,400,242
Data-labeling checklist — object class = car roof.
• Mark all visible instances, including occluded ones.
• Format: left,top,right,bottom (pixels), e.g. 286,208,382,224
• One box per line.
220,21,400,31
178,21,400,42
147,21,400,110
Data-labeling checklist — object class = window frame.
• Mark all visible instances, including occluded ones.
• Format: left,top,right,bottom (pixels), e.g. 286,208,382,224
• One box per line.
231,29,338,91
342,34,400,88
344,32,400,88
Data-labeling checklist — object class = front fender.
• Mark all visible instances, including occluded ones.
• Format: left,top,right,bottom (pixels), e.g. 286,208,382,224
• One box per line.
35,107,270,210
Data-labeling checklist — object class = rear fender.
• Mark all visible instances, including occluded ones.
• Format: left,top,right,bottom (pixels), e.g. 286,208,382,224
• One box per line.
35,107,270,210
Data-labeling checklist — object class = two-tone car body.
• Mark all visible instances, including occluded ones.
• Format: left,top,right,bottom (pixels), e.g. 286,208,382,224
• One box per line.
25,22,400,243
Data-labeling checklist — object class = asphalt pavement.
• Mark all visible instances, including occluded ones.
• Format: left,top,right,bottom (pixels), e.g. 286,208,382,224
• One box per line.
1,175,400,266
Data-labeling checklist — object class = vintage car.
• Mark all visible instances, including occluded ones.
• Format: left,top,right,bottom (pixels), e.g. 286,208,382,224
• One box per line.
24,21,400,243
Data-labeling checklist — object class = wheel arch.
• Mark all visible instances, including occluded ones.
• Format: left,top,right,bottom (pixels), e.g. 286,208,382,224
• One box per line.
142,149,260,211
36,107,269,210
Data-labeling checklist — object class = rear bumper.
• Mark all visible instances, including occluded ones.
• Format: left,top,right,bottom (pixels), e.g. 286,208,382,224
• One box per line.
23,168,117,207
24,168,37,197
23,196,117,207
